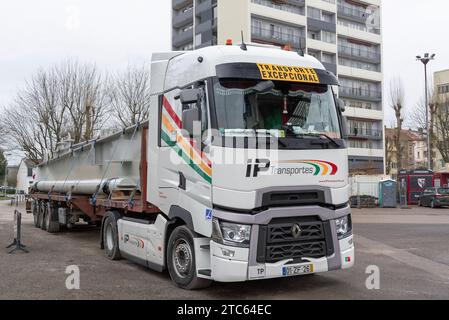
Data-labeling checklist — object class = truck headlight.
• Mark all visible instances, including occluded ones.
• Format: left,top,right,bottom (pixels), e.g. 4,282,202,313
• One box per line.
212,218,251,247
335,215,352,240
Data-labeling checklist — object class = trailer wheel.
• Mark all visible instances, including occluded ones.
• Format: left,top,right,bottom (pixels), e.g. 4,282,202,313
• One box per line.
37,202,46,229
46,203,60,233
32,201,39,228
41,202,49,231
103,215,122,260
167,226,212,290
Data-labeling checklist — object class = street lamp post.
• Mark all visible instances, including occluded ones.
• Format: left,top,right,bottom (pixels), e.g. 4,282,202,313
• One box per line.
1,159,7,199
416,53,436,171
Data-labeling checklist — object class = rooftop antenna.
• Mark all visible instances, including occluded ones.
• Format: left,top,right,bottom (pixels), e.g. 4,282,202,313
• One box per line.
240,30,247,51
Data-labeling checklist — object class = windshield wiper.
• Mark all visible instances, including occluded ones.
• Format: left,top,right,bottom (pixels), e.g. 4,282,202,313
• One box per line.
264,132,288,148
302,133,341,148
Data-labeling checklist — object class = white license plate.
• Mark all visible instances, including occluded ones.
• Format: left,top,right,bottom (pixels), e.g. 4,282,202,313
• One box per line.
282,264,314,277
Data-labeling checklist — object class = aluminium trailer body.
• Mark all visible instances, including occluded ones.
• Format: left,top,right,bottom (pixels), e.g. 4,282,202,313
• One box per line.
30,44,354,289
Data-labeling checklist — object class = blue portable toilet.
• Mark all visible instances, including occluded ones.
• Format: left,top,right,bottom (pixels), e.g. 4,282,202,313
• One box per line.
379,179,397,208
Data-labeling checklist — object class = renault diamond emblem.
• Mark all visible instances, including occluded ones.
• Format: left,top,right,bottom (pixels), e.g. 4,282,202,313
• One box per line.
291,224,302,238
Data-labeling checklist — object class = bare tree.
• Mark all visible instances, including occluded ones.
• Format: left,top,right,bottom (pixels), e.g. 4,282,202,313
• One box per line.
109,64,151,128
0,60,111,163
407,84,438,168
389,77,406,170
385,129,395,175
58,60,110,142
434,94,449,164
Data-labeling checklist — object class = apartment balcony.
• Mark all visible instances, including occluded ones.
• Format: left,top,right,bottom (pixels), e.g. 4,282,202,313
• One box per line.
339,86,382,102
338,45,381,64
251,27,305,49
172,8,194,28
172,29,194,48
307,17,336,33
173,0,193,11
196,18,217,34
252,0,306,13
348,128,383,140
348,148,385,159
337,4,369,23
196,0,217,15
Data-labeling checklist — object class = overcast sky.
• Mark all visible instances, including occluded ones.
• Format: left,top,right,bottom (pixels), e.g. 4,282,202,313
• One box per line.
1,0,449,127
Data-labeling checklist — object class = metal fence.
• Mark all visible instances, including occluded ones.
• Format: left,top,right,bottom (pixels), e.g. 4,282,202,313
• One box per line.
8,194,27,207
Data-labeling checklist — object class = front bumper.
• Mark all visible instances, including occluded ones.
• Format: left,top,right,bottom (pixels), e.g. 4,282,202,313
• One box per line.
205,205,355,282
210,235,354,282
435,199,449,206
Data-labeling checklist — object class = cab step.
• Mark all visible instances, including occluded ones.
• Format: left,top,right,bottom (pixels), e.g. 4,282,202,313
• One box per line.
198,269,211,276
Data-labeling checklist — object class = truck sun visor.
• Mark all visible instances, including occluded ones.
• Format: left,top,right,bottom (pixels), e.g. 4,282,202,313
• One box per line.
216,63,339,86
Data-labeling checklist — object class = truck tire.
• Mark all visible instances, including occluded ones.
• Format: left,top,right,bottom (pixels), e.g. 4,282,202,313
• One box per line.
46,203,60,233
32,201,39,228
102,215,122,260
41,202,49,231
167,226,212,290
37,202,46,229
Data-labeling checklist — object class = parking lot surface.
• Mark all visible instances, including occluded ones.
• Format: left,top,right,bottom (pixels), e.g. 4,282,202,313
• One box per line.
1,200,449,300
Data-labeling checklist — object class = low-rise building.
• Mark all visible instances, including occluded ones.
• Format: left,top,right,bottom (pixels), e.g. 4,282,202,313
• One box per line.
6,165,19,187
16,159,36,194
385,128,427,177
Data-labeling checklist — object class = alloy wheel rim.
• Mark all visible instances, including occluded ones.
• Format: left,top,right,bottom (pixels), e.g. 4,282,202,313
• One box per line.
106,224,114,251
172,239,192,278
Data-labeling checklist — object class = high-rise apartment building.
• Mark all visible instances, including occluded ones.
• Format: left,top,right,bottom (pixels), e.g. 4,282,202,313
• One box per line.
433,69,449,172
172,0,384,175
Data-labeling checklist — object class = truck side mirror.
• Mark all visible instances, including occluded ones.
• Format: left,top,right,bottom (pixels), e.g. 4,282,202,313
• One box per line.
182,108,201,138
340,115,349,140
179,88,202,105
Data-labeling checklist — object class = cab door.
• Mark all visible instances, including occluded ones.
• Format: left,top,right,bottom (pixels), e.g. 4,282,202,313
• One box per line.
157,82,213,236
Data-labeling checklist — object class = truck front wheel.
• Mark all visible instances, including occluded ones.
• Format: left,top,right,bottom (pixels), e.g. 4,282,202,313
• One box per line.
167,226,212,290
102,215,122,260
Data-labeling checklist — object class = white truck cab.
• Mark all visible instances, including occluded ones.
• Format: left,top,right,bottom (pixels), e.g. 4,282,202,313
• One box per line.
145,44,354,288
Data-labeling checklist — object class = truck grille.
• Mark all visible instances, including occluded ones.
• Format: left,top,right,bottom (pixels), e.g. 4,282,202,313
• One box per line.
257,218,334,264
268,221,324,243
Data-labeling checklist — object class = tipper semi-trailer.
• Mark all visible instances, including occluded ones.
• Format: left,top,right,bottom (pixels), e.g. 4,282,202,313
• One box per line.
29,44,354,289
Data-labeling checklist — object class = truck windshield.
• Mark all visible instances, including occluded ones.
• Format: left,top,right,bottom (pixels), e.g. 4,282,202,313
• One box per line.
213,78,341,141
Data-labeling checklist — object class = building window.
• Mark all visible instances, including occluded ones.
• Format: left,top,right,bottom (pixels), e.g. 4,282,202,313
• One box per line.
307,7,321,20
195,33,202,46
27,168,33,177
321,31,336,44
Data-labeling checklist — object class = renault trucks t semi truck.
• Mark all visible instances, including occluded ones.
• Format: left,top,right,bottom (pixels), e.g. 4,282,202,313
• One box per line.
30,44,354,289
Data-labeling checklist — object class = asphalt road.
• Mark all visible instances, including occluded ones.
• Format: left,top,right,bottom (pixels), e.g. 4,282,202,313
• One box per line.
1,200,449,300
